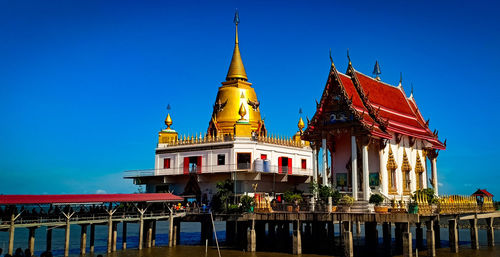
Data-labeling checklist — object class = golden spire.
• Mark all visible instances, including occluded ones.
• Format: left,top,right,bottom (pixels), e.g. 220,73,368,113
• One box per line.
298,117,305,132
238,103,247,121
226,10,248,81
165,113,173,129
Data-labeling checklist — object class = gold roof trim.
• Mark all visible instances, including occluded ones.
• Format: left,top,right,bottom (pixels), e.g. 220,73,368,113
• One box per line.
386,146,398,170
402,148,412,172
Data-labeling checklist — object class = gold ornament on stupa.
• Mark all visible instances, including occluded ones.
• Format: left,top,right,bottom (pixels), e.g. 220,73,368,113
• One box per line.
298,117,305,132
238,103,247,121
165,113,173,129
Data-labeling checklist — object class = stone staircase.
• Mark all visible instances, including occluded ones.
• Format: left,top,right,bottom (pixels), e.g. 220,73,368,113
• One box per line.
350,200,371,213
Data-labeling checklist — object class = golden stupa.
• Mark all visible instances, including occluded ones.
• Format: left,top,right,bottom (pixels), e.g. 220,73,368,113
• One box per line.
208,11,265,137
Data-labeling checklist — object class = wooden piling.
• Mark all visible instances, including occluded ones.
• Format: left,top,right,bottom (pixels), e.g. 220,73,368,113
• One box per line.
46,227,52,252
139,211,144,249
64,217,71,257
90,224,95,253
469,218,479,250
8,214,15,255
152,220,156,247
169,211,174,247
28,227,36,255
80,224,87,255
247,219,256,252
147,221,153,248
448,218,458,253
112,221,118,251
107,214,113,253
122,222,128,250
486,217,495,247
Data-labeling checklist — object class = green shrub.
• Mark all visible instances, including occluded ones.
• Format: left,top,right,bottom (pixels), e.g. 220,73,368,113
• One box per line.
239,195,254,212
369,194,384,206
284,190,303,204
339,195,354,206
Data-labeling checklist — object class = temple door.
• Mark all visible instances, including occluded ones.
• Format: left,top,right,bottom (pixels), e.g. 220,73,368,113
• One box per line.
183,157,189,174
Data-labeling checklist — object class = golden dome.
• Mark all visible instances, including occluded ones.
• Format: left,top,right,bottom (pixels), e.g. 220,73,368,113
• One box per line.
208,11,265,137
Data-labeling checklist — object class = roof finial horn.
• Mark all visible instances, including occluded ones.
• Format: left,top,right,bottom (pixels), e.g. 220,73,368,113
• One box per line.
373,60,381,80
347,49,352,66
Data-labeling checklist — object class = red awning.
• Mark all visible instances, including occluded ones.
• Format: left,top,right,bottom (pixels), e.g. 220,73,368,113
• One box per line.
471,189,494,197
0,193,183,205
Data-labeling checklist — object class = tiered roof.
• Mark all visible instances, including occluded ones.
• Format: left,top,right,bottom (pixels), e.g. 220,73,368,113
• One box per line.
304,59,445,150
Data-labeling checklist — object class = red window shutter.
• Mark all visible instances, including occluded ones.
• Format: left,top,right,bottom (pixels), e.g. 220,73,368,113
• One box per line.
261,154,267,160
288,158,292,174
301,159,306,169
183,157,189,174
164,158,171,169
197,156,202,174
278,157,282,174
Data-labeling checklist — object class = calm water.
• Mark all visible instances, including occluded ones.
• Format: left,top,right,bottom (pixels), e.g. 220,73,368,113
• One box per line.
0,221,498,257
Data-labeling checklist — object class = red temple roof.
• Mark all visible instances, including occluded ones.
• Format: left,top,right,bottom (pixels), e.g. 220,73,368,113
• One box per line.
472,189,494,197
304,61,445,150
0,193,183,205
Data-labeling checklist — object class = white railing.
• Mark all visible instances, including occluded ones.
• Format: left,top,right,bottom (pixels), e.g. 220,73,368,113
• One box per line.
124,163,313,177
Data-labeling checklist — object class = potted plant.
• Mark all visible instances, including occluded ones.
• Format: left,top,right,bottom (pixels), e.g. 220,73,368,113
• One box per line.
339,195,354,212
331,190,342,212
369,194,388,213
284,190,302,212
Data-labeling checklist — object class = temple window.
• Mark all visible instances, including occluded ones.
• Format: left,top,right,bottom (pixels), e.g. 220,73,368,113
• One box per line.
401,149,412,195
386,146,398,194
278,157,292,173
237,153,251,169
163,158,171,169
261,154,267,160
301,159,307,169
217,154,225,166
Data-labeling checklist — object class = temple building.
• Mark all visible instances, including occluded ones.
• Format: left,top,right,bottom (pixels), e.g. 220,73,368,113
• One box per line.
125,13,313,202
302,55,446,201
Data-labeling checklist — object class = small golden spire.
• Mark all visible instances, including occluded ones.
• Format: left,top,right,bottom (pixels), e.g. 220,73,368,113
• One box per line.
238,103,247,120
298,117,305,132
165,113,173,129
226,10,248,81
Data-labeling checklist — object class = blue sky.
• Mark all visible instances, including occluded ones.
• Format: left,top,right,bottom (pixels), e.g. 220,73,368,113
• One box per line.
0,0,499,196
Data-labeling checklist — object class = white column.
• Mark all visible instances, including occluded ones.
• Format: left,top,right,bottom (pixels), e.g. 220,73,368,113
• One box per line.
351,135,358,200
379,146,388,195
312,146,318,184
431,158,438,196
362,144,370,201
322,138,328,186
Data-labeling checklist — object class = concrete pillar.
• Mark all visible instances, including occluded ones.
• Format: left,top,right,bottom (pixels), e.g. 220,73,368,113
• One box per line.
293,220,302,255
80,225,87,255
416,222,424,251
247,226,256,252
313,146,318,188
112,221,118,251
139,212,144,249
433,218,441,248
431,158,438,195
64,218,71,257
147,221,153,248
365,222,378,246
122,222,127,250
46,227,52,252
486,217,495,247
403,232,413,257
351,135,358,200
469,218,479,250
379,147,388,195
28,227,36,255
356,221,361,237
169,211,174,247
448,219,458,253
343,231,353,257
322,137,328,186
89,224,95,253
173,220,181,246
8,214,15,255
426,220,435,257
362,144,370,200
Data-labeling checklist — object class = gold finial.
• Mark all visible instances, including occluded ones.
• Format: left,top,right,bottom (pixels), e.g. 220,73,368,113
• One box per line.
165,113,173,129
238,103,247,120
226,10,248,81
298,117,305,132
